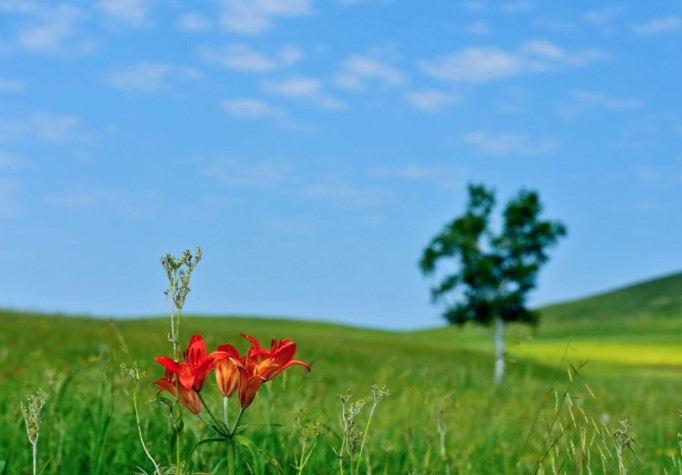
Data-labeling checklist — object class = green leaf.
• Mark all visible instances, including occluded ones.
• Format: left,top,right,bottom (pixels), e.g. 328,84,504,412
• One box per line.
185,437,225,472
36,457,52,475
233,435,260,470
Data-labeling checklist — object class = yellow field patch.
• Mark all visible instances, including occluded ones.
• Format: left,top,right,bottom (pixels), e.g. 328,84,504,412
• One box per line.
509,341,682,368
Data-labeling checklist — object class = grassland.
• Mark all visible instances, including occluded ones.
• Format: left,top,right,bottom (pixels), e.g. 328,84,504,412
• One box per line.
2,272,682,474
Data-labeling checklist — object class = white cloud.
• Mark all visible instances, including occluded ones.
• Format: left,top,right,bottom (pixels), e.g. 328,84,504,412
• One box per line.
584,7,623,27
558,90,641,118
17,4,94,56
521,40,606,66
219,0,313,36
264,218,315,235
0,180,21,218
263,77,347,109
0,113,84,142
419,41,607,84
583,7,623,35
0,0,41,14
336,0,392,4
534,18,578,33
575,90,640,109
420,47,522,83
370,164,464,188
46,193,98,208
106,62,201,93
636,166,664,186
278,45,303,64
501,1,533,13
461,1,487,13
202,156,294,188
0,151,30,169
178,12,212,32
222,99,284,119
464,21,490,35
0,40,11,56
462,131,557,156
200,43,302,73
405,89,460,113
632,16,681,36
0,117,25,141
300,183,389,202
97,0,151,28
46,187,162,218
334,54,406,91
31,113,81,141
0,78,25,93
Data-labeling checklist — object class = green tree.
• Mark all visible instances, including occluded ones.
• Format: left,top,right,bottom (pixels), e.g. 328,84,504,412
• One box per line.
419,184,567,385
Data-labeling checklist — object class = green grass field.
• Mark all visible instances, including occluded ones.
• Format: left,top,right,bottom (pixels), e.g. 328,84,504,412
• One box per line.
2,272,682,474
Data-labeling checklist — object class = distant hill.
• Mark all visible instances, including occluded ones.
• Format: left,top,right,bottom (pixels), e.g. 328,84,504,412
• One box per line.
538,272,682,337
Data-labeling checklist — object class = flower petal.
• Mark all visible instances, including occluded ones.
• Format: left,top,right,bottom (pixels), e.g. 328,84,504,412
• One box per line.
186,334,207,368
153,378,177,396
241,334,262,351
217,343,240,359
155,356,181,374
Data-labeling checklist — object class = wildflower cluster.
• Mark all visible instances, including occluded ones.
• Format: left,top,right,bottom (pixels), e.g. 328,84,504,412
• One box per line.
126,248,312,475
154,333,310,418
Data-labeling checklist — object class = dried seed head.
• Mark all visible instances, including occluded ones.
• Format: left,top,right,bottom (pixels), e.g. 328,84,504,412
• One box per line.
21,388,48,444
613,418,636,452
161,247,202,311
120,362,146,382
337,389,353,404
348,400,365,419
371,384,389,404
347,429,362,456
295,410,324,440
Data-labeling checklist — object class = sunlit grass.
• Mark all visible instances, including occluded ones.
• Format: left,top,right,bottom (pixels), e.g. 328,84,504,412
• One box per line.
2,309,682,474
510,341,682,367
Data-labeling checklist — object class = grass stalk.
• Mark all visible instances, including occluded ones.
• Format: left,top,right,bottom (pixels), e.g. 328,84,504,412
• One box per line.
133,384,160,475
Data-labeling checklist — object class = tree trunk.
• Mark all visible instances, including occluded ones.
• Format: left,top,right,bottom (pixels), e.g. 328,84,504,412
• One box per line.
494,317,505,385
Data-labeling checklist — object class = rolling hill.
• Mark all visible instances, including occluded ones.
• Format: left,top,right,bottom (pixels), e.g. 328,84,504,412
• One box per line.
537,271,682,337
2,272,682,473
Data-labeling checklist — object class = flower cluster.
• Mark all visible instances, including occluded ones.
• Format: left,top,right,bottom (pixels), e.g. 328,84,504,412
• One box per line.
153,333,310,416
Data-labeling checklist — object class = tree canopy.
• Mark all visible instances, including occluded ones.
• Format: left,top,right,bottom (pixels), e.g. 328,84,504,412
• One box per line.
420,184,567,328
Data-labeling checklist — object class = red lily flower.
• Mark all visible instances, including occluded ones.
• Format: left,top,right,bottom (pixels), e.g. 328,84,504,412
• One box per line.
178,387,202,415
242,334,311,381
237,371,264,409
152,368,202,415
155,334,228,392
236,334,311,408
214,343,241,398
152,368,177,396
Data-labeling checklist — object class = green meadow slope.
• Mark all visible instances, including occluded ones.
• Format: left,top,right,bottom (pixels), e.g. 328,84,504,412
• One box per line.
404,271,682,370
538,271,682,337
1,272,682,473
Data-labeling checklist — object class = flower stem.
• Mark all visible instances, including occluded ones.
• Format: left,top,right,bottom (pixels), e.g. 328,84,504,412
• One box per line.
223,396,229,429
227,438,236,475
175,379,182,475
197,392,227,436
230,408,246,437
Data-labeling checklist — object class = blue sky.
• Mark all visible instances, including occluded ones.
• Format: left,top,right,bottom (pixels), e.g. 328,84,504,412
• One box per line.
1,0,681,329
